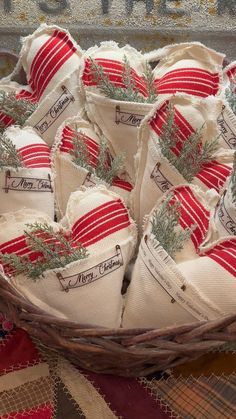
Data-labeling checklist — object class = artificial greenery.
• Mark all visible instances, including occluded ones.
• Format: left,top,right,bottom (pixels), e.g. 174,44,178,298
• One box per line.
0,90,37,132
0,223,88,280
225,81,236,115
0,133,23,170
159,104,219,182
71,128,124,185
151,194,193,259
231,152,236,203
90,55,158,103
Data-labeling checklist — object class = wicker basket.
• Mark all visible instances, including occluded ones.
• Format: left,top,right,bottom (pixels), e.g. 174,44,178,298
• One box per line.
1,273,236,377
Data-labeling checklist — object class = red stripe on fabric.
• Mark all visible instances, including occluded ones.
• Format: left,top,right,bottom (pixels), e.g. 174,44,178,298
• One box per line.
75,207,127,241
84,370,170,419
2,402,54,419
112,177,133,191
18,144,51,168
72,200,124,235
154,68,219,97
29,33,63,87
29,29,59,78
19,144,49,155
173,186,209,249
202,239,236,277
155,83,218,97
196,161,231,192
37,44,76,99
0,328,40,375
72,199,130,246
155,67,220,80
80,219,130,247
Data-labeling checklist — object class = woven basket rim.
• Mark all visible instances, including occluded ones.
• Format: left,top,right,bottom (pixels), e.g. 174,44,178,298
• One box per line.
1,273,236,376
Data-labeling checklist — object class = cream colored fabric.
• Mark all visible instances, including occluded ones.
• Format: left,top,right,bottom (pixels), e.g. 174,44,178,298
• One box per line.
133,94,234,231
0,126,54,218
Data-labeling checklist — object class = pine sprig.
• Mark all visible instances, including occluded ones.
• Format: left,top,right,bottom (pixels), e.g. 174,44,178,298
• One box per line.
0,91,37,132
70,129,91,171
0,133,23,170
89,56,157,103
143,61,158,104
225,81,236,115
231,152,236,203
151,194,194,259
0,223,88,281
71,128,124,185
159,104,219,182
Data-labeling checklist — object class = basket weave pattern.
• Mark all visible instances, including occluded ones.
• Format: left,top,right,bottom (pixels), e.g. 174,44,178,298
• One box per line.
1,275,236,377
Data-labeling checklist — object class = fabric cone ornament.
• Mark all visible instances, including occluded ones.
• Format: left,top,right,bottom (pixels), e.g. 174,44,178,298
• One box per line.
1,188,137,328
123,185,235,329
144,42,224,99
133,94,234,230
4,24,83,146
52,116,133,218
82,41,155,180
0,126,54,218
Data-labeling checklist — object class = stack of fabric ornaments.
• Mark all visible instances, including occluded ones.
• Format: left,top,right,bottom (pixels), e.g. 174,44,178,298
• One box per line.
0,23,235,329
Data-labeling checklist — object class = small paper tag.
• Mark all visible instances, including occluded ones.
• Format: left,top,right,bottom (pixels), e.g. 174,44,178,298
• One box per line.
140,235,217,321
3,171,53,193
57,245,123,292
216,193,236,235
217,104,236,148
82,172,97,188
150,162,173,192
34,85,75,135
115,105,144,127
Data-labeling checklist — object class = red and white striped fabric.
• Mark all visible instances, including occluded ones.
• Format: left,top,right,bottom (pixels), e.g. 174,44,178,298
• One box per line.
145,42,224,99
0,126,54,218
17,24,82,104
82,42,152,180
5,189,137,328
52,117,133,218
123,187,236,329
133,94,234,230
